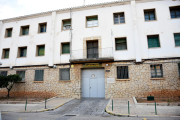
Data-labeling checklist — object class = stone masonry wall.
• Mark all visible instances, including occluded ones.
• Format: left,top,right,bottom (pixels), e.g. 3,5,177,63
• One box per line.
0,59,180,99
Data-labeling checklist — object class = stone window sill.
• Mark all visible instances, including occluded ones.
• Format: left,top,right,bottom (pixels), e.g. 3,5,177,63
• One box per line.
116,79,130,81
34,81,44,83
150,78,164,80
59,80,71,82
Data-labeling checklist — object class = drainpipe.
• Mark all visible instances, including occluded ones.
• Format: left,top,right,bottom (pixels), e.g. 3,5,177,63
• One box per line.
70,8,73,61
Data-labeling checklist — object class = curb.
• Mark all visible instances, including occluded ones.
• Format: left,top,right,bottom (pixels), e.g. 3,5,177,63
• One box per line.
1,98,74,113
105,99,180,117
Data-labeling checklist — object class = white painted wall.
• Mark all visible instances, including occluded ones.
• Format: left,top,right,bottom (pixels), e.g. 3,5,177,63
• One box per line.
0,0,179,67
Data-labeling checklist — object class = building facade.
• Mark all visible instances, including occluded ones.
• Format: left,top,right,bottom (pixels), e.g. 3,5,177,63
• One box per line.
0,0,180,99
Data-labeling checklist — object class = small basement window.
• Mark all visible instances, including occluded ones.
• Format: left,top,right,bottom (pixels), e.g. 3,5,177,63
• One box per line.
170,6,180,18
147,35,160,48
86,15,98,27
38,22,47,33
34,70,44,81
114,12,125,24
20,25,29,36
115,38,127,50
0,71,7,76
59,68,70,80
61,43,70,54
117,66,129,79
36,45,45,56
62,19,71,30
18,47,27,57
144,9,156,21
5,28,13,37
174,33,180,46
150,64,163,78
2,48,10,59
16,71,25,81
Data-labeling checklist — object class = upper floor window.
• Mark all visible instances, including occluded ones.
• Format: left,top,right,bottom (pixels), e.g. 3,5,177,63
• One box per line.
38,22,47,33
174,33,180,46
59,68,70,80
147,35,160,48
170,6,180,18
87,41,98,58
20,25,29,36
62,19,71,30
5,28,12,38
86,15,98,27
114,12,125,24
61,43,70,54
34,70,44,81
2,48,10,59
150,64,163,78
0,71,7,76
18,47,27,57
16,71,25,81
36,45,45,56
144,9,156,21
115,38,127,50
117,66,129,79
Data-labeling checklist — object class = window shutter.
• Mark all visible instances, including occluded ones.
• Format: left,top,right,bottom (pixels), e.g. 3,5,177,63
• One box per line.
116,39,127,50
7,30,12,37
62,44,70,54
38,46,45,56
35,70,44,81
4,50,9,58
17,71,25,81
174,34,180,46
148,36,160,48
60,68,70,80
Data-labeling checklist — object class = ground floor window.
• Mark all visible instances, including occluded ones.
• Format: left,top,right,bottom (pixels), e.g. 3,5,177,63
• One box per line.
150,64,163,78
59,68,70,80
16,71,25,81
0,71,7,76
34,70,44,81
117,66,129,79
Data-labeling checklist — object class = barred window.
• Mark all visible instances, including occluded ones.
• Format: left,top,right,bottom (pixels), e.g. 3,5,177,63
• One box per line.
0,71,7,76
117,66,129,79
59,68,70,80
178,63,180,77
34,70,44,81
16,71,25,81
150,65,163,78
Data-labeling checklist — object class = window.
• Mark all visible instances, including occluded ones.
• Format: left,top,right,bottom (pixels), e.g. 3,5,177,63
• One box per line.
86,16,98,27
18,47,27,57
144,9,156,21
178,63,180,77
59,68,70,80
174,33,180,46
115,38,127,50
16,71,25,81
62,19,71,30
34,70,44,81
20,25,29,35
36,45,45,56
117,66,129,79
38,23,47,33
2,48,10,59
150,64,163,78
147,35,160,48
114,12,125,24
87,41,98,58
170,6,180,18
61,43,70,54
5,28,12,37
0,71,7,76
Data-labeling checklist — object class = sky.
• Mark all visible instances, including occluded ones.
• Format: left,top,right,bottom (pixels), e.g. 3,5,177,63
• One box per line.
0,0,118,20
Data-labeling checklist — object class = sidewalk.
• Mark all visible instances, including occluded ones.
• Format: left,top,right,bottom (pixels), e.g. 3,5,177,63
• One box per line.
106,98,180,117
0,98,74,112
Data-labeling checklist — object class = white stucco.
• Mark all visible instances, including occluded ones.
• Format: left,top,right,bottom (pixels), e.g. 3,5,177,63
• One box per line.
0,0,180,67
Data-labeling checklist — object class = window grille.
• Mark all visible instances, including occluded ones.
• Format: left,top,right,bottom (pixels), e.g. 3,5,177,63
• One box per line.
59,68,70,80
0,71,7,76
117,66,129,79
115,38,127,50
170,7,180,18
16,71,25,81
87,41,98,58
150,64,163,78
144,10,156,21
114,13,125,24
174,33,180,46
34,70,44,81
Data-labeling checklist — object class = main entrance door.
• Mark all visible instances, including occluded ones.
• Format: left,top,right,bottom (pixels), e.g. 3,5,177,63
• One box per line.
81,69,105,98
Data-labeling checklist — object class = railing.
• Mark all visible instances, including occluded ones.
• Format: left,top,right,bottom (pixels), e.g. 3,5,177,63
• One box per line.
70,47,113,60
